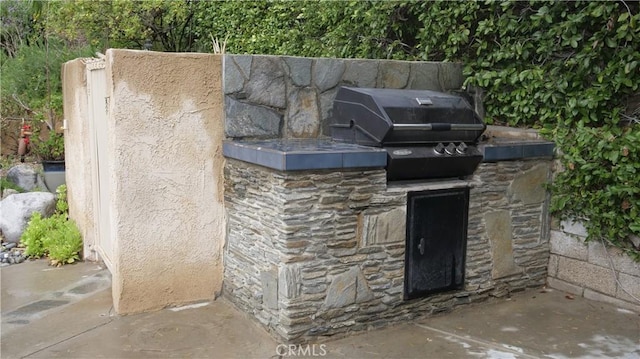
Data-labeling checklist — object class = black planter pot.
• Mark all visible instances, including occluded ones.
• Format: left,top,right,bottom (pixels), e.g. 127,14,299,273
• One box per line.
42,160,66,193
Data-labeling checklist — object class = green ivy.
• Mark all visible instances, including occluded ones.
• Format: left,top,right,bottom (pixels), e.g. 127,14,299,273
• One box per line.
21,0,640,259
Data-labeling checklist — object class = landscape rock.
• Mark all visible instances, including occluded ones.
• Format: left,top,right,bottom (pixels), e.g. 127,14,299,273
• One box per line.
0,192,56,243
6,164,44,191
2,189,19,199
0,241,26,266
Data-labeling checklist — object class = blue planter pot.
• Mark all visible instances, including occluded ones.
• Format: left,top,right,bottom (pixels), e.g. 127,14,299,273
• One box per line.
42,160,66,193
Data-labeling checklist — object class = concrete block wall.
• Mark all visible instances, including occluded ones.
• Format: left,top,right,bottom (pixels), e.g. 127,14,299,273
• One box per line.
547,219,640,312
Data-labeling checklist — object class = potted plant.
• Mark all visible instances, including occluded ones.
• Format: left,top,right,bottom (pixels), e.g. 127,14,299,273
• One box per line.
31,128,66,193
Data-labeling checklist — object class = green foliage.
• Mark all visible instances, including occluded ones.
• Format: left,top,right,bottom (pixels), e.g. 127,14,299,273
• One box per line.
408,1,639,255
44,0,201,51
20,184,82,265
55,184,69,214
20,0,640,257
1,0,32,57
0,39,94,124
193,1,418,59
31,129,65,161
551,124,640,261
21,212,49,258
0,177,25,193
21,213,82,264
41,214,82,264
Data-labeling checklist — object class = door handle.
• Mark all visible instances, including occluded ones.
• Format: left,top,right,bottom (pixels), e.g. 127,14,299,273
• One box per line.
418,238,425,255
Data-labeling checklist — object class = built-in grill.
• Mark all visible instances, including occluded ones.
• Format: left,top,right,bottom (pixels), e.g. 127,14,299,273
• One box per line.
331,86,484,300
330,87,486,181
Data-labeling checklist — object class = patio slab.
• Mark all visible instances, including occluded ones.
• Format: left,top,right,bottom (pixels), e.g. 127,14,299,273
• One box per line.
2,260,638,358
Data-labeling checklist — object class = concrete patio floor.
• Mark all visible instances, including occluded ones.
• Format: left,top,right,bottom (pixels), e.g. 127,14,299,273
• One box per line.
1,260,639,358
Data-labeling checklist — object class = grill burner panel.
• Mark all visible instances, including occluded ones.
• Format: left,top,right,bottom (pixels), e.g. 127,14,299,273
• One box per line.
331,87,486,180
387,146,483,181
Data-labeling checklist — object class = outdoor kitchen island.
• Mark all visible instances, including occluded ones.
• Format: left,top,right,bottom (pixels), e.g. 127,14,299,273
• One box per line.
222,127,555,343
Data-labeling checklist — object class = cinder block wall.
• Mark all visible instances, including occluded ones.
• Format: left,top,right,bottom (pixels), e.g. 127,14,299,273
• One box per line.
548,220,640,312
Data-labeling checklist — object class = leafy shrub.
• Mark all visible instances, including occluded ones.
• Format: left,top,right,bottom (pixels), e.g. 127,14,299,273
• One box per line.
55,184,69,214
551,124,640,260
41,215,82,264
31,130,65,161
21,212,49,258
20,184,82,265
1,39,94,128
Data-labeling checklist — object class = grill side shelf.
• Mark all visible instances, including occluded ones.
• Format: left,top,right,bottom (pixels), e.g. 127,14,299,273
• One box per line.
392,123,486,131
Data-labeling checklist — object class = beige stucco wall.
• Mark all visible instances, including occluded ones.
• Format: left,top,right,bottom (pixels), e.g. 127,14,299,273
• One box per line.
104,49,225,314
62,59,97,261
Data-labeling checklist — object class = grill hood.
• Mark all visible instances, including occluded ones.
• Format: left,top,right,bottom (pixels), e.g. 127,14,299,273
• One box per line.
330,87,485,147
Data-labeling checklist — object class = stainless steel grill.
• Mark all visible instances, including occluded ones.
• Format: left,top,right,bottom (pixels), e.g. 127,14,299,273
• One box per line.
330,86,486,180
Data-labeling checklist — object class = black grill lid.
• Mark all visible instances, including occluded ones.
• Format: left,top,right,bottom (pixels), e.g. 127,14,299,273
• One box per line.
331,87,485,146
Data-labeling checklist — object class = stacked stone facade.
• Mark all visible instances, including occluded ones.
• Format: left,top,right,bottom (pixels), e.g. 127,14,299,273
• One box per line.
223,158,552,343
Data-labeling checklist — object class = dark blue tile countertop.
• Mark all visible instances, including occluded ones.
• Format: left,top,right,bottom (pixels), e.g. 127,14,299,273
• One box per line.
223,139,387,171
480,141,555,162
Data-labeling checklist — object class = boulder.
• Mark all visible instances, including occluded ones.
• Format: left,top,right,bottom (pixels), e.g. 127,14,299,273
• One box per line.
0,192,56,243
6,164,45,191
2,189,19,200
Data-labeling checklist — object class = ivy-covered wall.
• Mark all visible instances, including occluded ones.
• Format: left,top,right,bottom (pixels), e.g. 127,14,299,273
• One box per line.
7,0,639,259
179,1,640,258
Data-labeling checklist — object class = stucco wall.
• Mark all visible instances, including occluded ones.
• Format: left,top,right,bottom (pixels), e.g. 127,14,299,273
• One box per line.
62,59,96,261
105,50,225,313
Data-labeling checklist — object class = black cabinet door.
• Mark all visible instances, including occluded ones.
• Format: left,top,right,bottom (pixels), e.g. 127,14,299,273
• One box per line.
404,188,469,300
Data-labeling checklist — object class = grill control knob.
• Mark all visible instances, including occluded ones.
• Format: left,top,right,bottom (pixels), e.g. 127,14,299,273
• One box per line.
456,142,468,154
434,142,445,155
445,142,457,155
